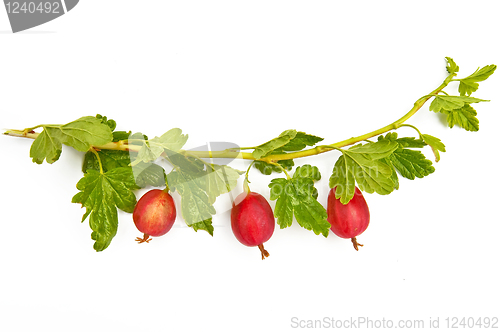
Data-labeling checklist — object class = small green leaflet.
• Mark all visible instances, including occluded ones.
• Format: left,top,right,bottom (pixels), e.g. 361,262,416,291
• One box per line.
112,131,132,142
330,154,395,203
252,130,323,159
252,129,297,159
428,94,486,132
95,114,117,131
381,158,399,190
386,149,434,180
30,116,113,164
254,159,294,175
445,104,479,132
421,134,446,162
82,150,167,188
329,140,398,204
347,140,399,159
294,164,321,181
269,165,330,237
458,64,497,96
377,133,434,180
165,151,243,235
378,132,426,148
280,132,324,152
252,130,323,175
429,95,488,114
205,164,245,204
112,131,148,142
446,57,459,74
294,164,321,199
72,167,139,252
130,128,188,166
167,167,216,235
329,155,356,203
131,162,167,188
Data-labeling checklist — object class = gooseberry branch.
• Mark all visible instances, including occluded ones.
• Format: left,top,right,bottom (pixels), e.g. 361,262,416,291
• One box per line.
1,58,496,254
3,71,451,162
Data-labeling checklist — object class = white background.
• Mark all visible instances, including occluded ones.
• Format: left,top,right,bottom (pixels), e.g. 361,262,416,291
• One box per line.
1,1,499,331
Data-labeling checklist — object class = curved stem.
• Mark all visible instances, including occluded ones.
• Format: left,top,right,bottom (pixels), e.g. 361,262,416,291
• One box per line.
22,124,44,134
3,73,453,163
269,162,292,179
164,174,170,192
243,161,255,193
90,147,104,174
259,76,450,163
399,123,424,138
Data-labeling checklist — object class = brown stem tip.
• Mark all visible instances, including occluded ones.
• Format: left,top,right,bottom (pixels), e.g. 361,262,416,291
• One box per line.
258,244,270,260
351,237,364,251
135,234,152,244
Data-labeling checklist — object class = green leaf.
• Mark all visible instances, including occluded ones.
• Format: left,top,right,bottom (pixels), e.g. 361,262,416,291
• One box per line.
347,140,399,160
445,104,479,132
252,130,297,159
446,57,459,74
112,131,132,142
30,130,63,164
269,178,293,227
82,150,166,188
377,132,434,183
131,162,167,188
388,148,435,180
269,177,330,237
329,155,356,204
380,158,400,190
133,141,161,166
113,131,148,143
252,131,322,175
346,152,395,195
165,151,242,235
421,134,446,162
71,167,139,251
292,164,321,199
458,64,496,96
429,95,488,113
254,159,294,175
378,132,426,148
30,116,113,164
189,219,215,235
130,129,188,166
293,164,321,182
329,142,396,204
95,114,117,131
281,132,324,151
205,164,245,204
167,167,216,235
